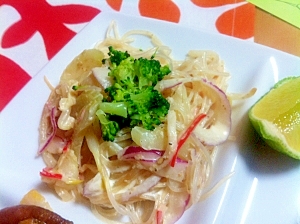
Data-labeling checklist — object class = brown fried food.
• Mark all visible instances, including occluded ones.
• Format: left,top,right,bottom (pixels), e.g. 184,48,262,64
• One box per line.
0,205,73,224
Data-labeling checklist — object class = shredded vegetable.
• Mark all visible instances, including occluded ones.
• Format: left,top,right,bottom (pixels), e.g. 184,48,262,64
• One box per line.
38,21,256,224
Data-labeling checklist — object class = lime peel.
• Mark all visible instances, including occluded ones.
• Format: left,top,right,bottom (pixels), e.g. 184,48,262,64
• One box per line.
249,76,300,159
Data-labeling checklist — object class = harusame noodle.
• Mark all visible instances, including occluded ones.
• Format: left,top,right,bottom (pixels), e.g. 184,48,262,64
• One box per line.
38,21,255,224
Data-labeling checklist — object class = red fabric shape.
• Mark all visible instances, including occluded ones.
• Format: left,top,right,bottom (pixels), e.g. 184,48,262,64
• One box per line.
0,55,31,111
1,19,36,48
138,0,180,23
106,0,123,11
216,3,255,39
191,0,244,7
1,0,100,59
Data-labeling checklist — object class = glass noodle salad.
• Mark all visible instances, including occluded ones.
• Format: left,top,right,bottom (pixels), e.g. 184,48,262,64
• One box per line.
38,22,255,224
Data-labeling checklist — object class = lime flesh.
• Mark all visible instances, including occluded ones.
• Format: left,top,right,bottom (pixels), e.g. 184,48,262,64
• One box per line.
249,76,300,159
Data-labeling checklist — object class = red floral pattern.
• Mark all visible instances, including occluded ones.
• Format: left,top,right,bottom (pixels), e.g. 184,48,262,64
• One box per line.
1,0,101,111
1,0,100,60
0,55,31,111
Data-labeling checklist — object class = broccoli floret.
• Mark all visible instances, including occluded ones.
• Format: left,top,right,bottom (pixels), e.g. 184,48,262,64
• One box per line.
159,65,172,80
108,46,130,66
128,87,169,130
107,47,170,91
98,47,171,141
105,82,133,104
108,57,136,90
96,110,121,142
134,58,171,88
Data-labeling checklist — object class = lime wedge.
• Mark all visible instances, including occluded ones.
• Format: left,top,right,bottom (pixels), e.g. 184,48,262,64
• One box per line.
249,76,300,159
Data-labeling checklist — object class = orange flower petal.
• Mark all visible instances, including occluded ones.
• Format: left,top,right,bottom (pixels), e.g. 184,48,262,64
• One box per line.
216,3,255,39
139,0,180,23
106,0,123,11
191,0,244,7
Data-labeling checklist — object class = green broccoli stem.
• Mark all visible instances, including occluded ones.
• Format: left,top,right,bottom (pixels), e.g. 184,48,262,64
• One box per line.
99,102,128,118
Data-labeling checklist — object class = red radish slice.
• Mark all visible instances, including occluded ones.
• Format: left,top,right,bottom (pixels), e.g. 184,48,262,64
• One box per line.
156,210,163,224
40,168,62,180
170,113,206,167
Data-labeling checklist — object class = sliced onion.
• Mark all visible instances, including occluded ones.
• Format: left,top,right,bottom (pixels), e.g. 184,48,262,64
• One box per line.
92,67,113,89
120,146,188,164
163,191,190,224
83,173,104,199
119,146,188,182
157,77,231,145
155,161,187,182
154,78,183,92
121,175,161,202
194,79,231,145
38,107,57,154
131,126,166,150
44,136,65,154
120,146,164,162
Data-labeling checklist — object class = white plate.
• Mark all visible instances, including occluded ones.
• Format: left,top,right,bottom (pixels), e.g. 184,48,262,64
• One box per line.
1,12,300,224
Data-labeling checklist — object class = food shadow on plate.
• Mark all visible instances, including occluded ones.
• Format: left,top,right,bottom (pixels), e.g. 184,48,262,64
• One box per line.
236,112,300,175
